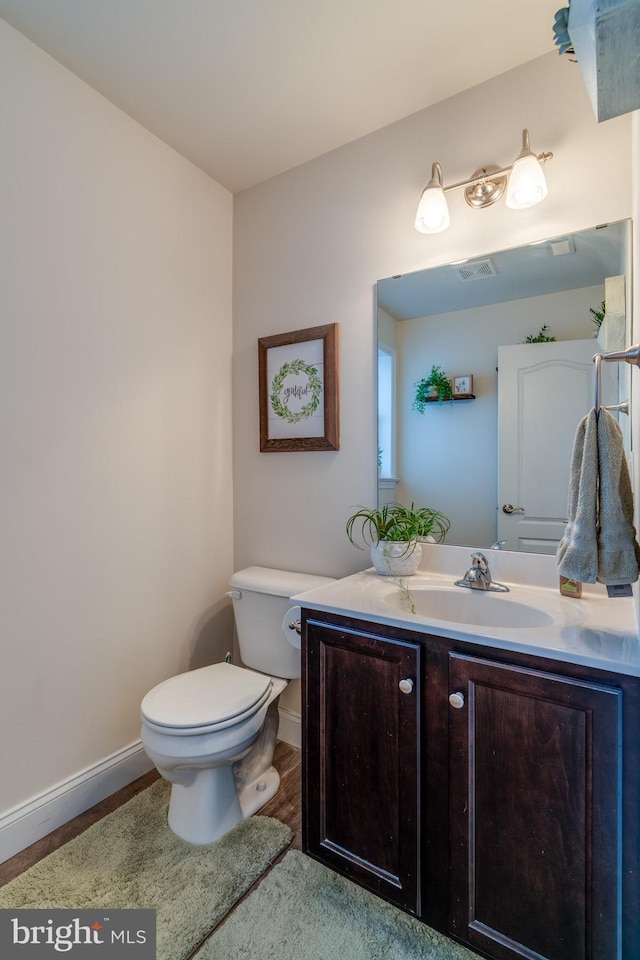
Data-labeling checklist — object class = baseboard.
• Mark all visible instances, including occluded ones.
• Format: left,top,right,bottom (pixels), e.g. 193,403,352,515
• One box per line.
0,741,154,865
277,706,301,749
1,714,300,866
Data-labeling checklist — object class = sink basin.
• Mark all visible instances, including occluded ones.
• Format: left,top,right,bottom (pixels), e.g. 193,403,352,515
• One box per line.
391,586,554,629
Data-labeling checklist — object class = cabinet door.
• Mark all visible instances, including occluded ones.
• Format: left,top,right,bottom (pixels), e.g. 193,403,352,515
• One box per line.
449,652,622,960
303,619,421,913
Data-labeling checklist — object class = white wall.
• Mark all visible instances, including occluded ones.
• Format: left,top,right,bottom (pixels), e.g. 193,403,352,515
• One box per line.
397,284,604,547
0,20,234,840
233,52,632,580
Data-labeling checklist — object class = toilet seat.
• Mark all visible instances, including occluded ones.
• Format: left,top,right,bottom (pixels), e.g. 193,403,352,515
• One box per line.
140,662,273,736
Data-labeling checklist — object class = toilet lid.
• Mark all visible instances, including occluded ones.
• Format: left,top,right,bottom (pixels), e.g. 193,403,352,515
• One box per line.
141,662,272,729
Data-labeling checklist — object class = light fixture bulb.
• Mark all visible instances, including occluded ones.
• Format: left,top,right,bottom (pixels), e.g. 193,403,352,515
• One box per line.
415,162,450,234
506,129,548,210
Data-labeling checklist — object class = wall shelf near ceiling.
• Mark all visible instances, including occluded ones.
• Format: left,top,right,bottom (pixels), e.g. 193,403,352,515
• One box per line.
569,0,640,122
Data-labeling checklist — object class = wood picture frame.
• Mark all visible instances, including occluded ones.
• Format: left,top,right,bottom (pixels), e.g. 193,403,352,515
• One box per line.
258,323,339,452
453,374,473,397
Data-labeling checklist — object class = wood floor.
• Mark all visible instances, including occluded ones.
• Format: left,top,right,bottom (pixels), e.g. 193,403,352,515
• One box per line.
0,740,302,889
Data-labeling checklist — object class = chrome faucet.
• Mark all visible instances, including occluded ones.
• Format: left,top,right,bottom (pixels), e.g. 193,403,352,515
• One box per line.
455,552,509,592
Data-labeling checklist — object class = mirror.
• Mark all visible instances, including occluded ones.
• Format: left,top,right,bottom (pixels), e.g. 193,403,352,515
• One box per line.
377,220,632,554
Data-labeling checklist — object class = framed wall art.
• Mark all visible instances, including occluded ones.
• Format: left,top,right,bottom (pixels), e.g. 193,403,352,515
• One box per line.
452,374,474,397
258,323,339,452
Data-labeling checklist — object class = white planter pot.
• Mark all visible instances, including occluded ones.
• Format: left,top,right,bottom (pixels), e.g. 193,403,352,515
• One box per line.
370,541,422,576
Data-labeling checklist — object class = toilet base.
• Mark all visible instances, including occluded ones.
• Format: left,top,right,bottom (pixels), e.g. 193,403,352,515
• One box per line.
167,764,243,845
238,765,281,818
159,680,288,845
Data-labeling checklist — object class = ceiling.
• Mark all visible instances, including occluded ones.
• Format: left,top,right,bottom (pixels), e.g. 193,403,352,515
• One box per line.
0,0,560,193
377,221,629,320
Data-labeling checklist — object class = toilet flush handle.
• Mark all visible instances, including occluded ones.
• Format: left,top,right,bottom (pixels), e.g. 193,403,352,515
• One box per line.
283,606,303,649
225,590,241,599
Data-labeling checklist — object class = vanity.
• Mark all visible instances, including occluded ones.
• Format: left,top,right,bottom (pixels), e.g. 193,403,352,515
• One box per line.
294,546,640,960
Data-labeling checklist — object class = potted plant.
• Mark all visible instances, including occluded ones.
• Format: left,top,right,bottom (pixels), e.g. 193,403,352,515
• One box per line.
413,365,453,411
393,503,450,543
346,502,450,576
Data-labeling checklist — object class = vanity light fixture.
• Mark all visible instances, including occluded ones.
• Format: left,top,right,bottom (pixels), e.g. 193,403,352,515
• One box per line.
415,129,553,235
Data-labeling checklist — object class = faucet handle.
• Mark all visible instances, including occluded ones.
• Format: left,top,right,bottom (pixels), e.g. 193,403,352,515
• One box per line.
470,552,489,571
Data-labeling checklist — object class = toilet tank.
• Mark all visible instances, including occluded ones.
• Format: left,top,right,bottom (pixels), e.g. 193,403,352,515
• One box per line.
228,566,336,679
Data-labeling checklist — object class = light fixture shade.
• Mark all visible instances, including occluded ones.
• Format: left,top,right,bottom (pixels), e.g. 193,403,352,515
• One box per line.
415,163,450,234
506,135,548,210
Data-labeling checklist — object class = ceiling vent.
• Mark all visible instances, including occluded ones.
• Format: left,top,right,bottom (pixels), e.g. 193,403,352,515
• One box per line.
549,237,576,256
452,258,497,282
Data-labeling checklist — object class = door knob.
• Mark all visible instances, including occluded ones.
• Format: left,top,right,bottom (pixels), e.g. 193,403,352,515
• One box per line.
448,692,465,709
502,503,525,514
287,619,302,635
399,678,414,694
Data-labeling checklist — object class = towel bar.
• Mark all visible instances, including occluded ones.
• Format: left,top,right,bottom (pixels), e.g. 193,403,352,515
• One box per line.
593,342,640,413
599,343,640,365
603,400,629,415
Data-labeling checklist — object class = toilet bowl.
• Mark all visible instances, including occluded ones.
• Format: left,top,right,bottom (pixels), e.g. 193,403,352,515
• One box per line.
140,566,335,844
141,662,286,844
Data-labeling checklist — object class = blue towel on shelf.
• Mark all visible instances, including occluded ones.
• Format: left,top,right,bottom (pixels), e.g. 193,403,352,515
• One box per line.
556,408,640,586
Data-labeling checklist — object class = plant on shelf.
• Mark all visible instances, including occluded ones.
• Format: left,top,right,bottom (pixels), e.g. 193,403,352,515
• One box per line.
413,365,453,411
522,324,557,343
346,502,450,576
590,300,606,335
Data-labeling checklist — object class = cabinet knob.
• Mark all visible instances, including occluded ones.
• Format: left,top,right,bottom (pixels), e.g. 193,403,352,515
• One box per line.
448,692,465,709
399,678,414,695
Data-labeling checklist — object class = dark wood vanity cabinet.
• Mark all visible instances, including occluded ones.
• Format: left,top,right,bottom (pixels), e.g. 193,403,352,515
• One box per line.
301,610,640,960
302,618,422,912
448,653,622,960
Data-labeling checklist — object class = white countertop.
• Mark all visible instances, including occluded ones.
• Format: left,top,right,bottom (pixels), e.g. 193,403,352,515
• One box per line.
292,545,640,677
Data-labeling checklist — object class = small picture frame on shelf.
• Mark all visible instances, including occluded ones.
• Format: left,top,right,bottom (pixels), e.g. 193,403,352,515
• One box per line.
453,374,473,396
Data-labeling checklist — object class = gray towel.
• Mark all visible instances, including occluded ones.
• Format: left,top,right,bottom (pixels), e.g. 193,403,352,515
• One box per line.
556,408,640,585
596,408,640,585
556,409,599,583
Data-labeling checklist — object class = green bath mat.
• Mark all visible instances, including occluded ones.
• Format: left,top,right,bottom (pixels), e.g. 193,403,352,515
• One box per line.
196,849,478,960
0,780,292,960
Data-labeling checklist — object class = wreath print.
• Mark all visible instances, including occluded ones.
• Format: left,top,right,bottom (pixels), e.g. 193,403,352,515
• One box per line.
270,359,322,423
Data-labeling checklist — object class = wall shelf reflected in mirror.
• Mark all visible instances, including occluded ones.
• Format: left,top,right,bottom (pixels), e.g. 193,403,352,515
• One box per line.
420,395,475,403
376,219,632,556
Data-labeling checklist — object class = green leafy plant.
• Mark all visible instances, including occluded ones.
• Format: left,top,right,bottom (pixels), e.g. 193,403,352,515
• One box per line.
522,324,557,343
346,502,450,549
377,447,383,470
393,503,451,543
346,504,415,548
413,365,453,411
590,300,605,333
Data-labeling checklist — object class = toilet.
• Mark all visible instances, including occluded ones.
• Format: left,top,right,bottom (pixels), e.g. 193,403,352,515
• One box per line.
140,566,334,844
